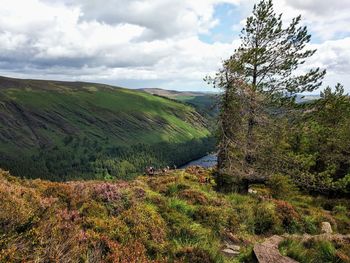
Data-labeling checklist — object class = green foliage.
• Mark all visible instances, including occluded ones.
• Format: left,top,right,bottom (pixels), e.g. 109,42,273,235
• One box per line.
333,205,348,215
193,206,229,232
317,241,338,263
267,174,298,199
237,246,258,263
287,84,350,195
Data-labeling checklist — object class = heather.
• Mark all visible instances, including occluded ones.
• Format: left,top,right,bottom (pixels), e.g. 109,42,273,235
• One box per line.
0,167,349,262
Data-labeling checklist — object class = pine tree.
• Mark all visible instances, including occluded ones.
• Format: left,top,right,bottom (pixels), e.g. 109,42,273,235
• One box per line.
210,0,326,192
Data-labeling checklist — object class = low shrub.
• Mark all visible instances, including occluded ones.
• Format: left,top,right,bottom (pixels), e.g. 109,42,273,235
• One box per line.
178,189,209,205
175,246,217,263
253,203,279,235
267,174,298,200
119,203,167,256
193,206,229,232
166,183,190,196
99,237,150,262
333,205,348,215
275,200,301,233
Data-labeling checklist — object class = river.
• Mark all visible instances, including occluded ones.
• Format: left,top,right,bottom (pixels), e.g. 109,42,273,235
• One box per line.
180,154,217,169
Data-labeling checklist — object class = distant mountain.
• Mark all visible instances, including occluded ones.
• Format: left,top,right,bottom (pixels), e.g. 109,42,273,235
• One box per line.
140,88,219,118
295,94,320,103
138,88,209,98
0,76,214,180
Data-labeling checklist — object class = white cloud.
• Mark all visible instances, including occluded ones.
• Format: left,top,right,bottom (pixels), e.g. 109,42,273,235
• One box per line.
0,0,349,91
307,38,350,89
44,0,240,39
274,0,350,40
0,0,238,90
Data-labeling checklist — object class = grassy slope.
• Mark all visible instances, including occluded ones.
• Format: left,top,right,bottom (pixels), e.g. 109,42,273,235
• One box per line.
0,168,349,262
0,76,209,152
0,76,213,179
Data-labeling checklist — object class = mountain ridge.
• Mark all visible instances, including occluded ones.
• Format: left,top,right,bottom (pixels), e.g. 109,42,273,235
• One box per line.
0,75,214,181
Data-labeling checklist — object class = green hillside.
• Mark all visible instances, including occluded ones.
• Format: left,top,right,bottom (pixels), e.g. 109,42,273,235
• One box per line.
0,76,214,180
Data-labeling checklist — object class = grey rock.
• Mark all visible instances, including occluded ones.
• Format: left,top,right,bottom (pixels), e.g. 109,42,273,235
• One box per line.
225,244,241,251
222,248,240,257
321,222,333,234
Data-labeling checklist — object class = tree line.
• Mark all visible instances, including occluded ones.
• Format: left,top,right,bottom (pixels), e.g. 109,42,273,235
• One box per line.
1,136,215,181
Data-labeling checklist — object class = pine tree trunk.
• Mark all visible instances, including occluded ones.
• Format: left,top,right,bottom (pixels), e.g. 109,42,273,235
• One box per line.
245,62,257,166
217,87,230,171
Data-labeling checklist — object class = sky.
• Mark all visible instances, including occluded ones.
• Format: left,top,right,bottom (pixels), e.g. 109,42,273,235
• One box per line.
0,0,349,92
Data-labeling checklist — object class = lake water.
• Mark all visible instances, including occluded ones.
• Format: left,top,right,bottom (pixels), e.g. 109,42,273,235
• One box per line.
180,154,217,169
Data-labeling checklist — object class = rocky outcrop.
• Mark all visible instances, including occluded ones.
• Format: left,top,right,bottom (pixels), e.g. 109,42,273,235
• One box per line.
253,235,298,263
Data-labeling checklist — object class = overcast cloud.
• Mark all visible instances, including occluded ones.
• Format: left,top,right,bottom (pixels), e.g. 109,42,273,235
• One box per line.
0,0,349,92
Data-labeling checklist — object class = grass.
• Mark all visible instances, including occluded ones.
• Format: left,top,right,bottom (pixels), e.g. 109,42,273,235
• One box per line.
279,238,349,263
0,167,349,262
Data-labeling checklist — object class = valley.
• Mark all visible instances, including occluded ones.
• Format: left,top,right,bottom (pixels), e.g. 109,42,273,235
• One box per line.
0,76,215,181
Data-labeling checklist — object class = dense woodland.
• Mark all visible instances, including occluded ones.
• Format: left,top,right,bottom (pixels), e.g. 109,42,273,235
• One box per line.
1,136,215,181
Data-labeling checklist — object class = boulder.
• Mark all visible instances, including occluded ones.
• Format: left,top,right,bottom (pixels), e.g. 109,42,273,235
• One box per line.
221,248,240,257
253,235,298,263
321,222,333,234
226,244,241,251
